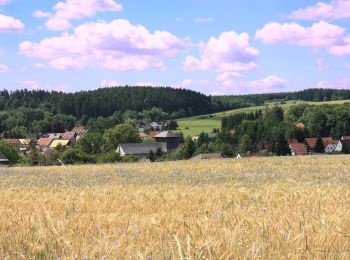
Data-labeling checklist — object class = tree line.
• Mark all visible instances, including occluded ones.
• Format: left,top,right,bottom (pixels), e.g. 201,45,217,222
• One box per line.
212,88,350,110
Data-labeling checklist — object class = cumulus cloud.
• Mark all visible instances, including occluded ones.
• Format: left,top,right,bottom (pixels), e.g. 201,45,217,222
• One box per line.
256,21,350,57
316,78,350,89
244,75,290,90
194,17,214,23
289,0,350,20
38,0,123,31
256,21,345,47
183,31,259,72
0,14,25,33
218,75,290,94
33,11,52,18
99,80,122,88
20,80,70,92
0,64,11,73
19,19,189,71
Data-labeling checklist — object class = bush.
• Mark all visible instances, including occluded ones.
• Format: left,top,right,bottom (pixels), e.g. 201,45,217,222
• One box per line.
96,152,121,164
122,155,138,163
61,148,96,165
0,141,20,165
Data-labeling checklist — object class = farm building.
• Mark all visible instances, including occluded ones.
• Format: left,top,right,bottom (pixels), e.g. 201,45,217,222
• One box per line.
154,131,181,150
0,152,9,167
335,140,350,153
71,126,86,133
289,143,308,156
37,138,53,150
116,143,167,159
50,140,72,149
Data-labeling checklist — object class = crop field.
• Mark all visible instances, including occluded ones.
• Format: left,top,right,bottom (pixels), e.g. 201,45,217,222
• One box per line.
177,100,350,136
1,156,350,259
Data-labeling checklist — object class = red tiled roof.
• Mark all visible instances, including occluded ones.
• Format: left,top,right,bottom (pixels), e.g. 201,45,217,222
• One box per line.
37,138,52,147
288,139,299,145
4,139,21,145
342,136,350,140
305,138,317,150
71,126,86,133
322,137,334,147
62,132,76,140
289,143,307,155
149,131,160,138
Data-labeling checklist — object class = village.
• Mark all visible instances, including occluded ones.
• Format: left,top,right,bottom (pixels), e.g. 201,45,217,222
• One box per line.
1,118,350,167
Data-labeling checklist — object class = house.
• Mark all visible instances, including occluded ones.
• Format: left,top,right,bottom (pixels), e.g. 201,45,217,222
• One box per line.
288,139,299,145
191,153,224,160
342,136,350,141
149,131,161,138
47,133,64,140
0,152,9,167
324,141,338,154
71,126,86,133
37,138,53,150
116,143,167,159
335,139,350,153
304,138,318,151
154,131,181,150
62,132,77,145
4,139,22,147
289,143,307,156
50,139,71,149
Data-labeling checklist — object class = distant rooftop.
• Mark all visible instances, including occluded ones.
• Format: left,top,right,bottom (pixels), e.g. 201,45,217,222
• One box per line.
154,131,179,138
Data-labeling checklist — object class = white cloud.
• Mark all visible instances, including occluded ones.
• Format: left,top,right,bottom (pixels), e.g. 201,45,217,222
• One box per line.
256,21,345,47
0,14,25,33
41,0,123,31
289,0,350,20
20,80,70,92
19,19,189,71
183,31,259,72
316,78,350,89
33,11,52,18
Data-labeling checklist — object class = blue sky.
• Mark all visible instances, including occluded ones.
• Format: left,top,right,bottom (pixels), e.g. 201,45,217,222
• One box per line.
1,0,350,95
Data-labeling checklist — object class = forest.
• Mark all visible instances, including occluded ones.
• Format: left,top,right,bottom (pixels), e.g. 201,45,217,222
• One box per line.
212,88,350,110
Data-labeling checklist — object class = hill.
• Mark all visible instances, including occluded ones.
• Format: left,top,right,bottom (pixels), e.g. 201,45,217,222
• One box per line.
177,99,350,136
0,86,214,118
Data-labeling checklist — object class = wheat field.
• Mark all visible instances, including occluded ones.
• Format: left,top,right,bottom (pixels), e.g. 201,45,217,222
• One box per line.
1,156,350,259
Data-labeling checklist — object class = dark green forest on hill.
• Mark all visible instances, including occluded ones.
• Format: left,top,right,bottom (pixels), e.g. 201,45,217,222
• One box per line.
212,88,350,110
0,86,350,138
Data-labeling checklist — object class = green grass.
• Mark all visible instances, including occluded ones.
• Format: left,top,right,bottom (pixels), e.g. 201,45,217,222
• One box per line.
176,99,350,137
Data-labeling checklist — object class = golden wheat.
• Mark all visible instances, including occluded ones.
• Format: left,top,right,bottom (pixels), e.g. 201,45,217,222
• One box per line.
0,156,350,259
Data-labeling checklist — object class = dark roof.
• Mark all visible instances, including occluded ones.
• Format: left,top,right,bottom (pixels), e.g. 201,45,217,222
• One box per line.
289,143,307,155
154,131,179,138
118,143,167,155
0,152,9,162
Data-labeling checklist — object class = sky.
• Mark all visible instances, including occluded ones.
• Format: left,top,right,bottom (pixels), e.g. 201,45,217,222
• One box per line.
1,0,350,95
